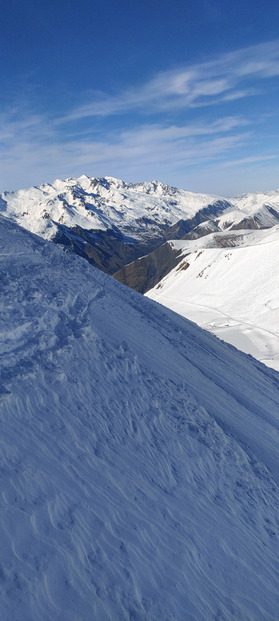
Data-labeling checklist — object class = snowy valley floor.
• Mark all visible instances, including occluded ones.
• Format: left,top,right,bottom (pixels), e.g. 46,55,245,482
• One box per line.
1,215,279,620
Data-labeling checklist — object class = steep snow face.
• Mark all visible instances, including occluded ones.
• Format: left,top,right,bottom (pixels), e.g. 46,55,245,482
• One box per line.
1,215,279,621
147,226,279,371
0,175,224,242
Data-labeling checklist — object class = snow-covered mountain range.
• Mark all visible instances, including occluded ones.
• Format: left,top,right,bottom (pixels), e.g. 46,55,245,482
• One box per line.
0,175,227,240
0,176,231,274
2,175,279,246
1,213,279,620
2,174,279,369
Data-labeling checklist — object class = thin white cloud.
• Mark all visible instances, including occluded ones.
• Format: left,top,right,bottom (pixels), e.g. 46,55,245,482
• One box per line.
59,40,279,121
220,155,277,168
221,88,258,102
1,37,279,193
0,110,54,143
0,113,253,191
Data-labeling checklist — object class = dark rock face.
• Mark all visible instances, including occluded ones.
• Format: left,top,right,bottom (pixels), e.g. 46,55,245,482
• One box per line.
53,223,164,275
230,217,259,231
53,197,274,294
114,243,183,293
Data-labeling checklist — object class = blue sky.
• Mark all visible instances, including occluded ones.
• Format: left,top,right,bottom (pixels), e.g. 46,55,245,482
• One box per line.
1,0,279,195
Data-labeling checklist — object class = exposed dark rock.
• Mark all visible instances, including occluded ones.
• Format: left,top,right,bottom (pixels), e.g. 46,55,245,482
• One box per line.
211,234,246,247
175,260,190,271
49,201,230,283
52,223,164,275
230,217,259,231
114,242,184,293
50,198,246,292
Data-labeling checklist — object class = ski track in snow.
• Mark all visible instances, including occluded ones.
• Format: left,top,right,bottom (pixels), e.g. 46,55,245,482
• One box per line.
1,215,279,620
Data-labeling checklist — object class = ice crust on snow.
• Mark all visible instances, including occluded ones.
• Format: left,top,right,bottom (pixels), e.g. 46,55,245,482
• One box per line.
1,215,279,620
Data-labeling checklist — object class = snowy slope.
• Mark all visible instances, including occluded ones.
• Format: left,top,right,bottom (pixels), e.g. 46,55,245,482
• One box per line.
147,226,279,371
0,175,224,242
1,215,279,620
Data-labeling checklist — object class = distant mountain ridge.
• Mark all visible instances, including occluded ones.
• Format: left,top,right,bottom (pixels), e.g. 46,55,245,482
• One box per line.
0,175,231,273
0,175,226,241
2,175,279,279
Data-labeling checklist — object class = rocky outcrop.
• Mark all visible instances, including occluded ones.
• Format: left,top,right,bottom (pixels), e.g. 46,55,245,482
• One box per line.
53,223,164,275
114,242,184,293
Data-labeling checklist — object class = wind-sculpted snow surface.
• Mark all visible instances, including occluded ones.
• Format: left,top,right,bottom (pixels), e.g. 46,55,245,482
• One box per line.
1,215,279,620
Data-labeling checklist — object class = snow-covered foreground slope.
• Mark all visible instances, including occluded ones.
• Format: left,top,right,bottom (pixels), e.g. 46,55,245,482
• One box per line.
1,215,279,620
147,226,279,372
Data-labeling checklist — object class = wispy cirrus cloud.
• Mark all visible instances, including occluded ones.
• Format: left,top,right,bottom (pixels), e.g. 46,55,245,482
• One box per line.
220,154,277,168
60,40,279,121
1,40,279,194
0,112,277,195
0,114,252,191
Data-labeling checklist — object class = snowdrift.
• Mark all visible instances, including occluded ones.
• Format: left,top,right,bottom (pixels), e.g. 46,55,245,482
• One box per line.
1,215,279,620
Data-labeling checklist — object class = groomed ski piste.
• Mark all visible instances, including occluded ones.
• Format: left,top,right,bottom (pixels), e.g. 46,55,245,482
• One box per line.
1,214,279,620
